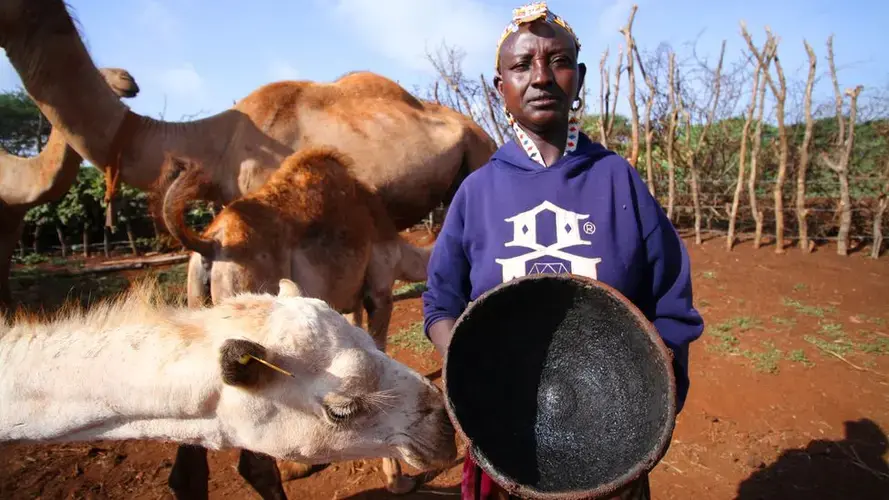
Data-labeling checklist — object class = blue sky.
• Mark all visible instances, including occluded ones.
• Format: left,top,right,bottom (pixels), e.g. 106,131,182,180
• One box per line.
1,0,886,122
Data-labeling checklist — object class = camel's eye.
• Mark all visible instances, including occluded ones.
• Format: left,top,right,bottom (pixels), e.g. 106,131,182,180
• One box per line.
324,401,360,424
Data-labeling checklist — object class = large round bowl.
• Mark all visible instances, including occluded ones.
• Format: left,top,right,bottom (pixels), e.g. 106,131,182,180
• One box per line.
443,274,676,500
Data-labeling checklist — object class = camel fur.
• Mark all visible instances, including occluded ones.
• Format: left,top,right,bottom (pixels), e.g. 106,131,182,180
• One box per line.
0,278,457,495
0,0,497,236
0,68,140,311
160,147,435,495
161,147,430,349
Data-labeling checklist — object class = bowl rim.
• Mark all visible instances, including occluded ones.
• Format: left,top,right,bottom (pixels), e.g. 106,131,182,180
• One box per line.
442,273,678,500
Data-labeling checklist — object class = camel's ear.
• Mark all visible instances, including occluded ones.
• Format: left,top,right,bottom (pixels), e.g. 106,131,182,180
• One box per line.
219,338,272,388
278,279,303,298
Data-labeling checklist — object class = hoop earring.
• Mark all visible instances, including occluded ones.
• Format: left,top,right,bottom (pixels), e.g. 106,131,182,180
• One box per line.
570,98,582,112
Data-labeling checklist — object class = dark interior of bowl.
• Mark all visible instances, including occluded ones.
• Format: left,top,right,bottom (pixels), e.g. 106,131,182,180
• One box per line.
445,276,674,496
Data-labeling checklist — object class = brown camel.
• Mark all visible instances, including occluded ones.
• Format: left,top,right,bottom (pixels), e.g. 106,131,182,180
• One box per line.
0,68,140,311
0,0,497,235
160,147,436,497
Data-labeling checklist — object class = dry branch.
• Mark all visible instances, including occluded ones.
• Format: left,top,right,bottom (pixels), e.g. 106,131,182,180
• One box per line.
740,23,789,252
821,83,864,256
872,160,889,259
797,41,818,253
727,48,765,250
634,43,657,196
747,40,775,249
666,51,678,220
620,4,640,167
686,40,726,245
599,48,610,146
479,74,505,146
608,45,624,139
827,35,845,147
47,254,189,277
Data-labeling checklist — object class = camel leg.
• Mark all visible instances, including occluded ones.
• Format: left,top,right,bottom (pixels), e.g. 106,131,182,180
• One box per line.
343,297,364,329
168,444,210,500
365,244,418,495
365,245,397,352
238,449,288,500
186,252,212,308
0,213,25,315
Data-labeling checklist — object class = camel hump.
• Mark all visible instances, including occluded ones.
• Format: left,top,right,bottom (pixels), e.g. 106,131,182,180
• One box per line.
333,71,423,105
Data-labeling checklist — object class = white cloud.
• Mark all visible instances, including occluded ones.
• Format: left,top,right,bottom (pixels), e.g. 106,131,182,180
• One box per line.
328,0,503,74
157,63,203,97
268,60,300,81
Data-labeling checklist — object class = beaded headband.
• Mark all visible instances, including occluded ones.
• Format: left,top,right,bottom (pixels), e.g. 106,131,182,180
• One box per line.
494,2,581,71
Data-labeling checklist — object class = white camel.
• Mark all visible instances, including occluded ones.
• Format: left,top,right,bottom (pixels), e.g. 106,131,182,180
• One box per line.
0,279,457,494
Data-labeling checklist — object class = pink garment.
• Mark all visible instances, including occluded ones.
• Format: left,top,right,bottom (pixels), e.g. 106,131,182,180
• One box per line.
459,450,651,500
461,452,505,500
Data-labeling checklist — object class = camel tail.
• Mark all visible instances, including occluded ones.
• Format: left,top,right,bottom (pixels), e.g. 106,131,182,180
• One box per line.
161,157,218,259
396,238,432,283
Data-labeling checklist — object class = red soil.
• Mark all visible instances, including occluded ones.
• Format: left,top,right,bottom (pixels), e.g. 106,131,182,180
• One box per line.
2,229,888,499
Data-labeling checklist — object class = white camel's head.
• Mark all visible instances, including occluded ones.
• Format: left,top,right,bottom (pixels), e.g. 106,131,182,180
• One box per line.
210,279,457,470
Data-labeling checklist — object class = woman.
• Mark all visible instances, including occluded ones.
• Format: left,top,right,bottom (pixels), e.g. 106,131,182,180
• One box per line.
421,2,704,499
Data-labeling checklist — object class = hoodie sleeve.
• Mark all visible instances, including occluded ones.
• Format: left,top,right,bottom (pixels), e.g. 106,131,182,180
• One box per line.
642,202,705,413
422,185,472,338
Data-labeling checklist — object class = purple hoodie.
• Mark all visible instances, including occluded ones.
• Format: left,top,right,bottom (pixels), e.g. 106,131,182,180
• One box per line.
422,131,704,411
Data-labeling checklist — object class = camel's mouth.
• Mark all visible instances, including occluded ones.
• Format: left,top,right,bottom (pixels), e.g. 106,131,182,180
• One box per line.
397,443,455,470
393,427,458,471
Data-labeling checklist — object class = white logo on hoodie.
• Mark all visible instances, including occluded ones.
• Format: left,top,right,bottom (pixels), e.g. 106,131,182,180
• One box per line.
495,200,602,282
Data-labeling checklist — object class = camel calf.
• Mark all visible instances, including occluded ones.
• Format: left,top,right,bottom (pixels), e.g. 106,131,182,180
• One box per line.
161,147,430,348
160,146,436,494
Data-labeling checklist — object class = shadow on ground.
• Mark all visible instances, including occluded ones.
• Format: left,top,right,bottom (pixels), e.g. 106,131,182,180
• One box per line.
735,418,889,500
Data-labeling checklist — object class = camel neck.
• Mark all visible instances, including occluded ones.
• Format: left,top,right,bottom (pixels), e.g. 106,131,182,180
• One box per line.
0,129,82,207
2,2,129,171
0,310,227,447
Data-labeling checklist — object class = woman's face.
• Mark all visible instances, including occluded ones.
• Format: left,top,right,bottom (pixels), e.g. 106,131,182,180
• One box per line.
495,20,586,134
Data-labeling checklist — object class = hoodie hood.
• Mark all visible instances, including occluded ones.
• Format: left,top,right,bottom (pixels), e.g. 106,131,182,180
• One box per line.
489,131,614,174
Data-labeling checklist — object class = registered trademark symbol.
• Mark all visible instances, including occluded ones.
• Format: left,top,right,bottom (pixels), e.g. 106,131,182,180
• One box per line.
583,222,596,235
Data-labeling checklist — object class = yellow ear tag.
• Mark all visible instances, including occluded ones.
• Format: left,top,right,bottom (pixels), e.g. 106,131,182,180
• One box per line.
238,353,295,378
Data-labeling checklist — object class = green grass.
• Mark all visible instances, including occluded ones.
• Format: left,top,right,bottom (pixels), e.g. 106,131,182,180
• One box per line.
787,349,815,368
781,297,836,318
742,341,782,374
792,283,807,292
855,336,889,355
819,321,845,338
701,271,717,280
706,316,762,355
393,281,427,298
143,264,188,306
771,316,797,327
388,321,434,353
804,335,854,356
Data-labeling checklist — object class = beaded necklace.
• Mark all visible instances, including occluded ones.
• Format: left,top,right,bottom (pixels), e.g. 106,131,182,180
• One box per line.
509,114,580,167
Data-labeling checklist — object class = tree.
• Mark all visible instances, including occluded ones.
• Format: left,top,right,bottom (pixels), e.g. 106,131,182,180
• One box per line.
822,35,864,256
0,89,51,155
796,41,818,253
727,42,766,251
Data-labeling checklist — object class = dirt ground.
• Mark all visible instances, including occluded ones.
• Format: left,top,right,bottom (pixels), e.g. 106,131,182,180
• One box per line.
2,229,888,500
